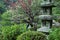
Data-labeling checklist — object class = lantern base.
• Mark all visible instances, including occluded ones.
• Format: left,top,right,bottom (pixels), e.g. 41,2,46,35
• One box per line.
37,27,50,33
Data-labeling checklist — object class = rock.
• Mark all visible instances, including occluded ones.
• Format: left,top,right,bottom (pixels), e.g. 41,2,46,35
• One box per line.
53,20,60,27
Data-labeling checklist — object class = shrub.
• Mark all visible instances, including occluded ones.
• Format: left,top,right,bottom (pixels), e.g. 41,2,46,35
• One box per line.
0,24,27,40
17,31,47,40
48,28,60,40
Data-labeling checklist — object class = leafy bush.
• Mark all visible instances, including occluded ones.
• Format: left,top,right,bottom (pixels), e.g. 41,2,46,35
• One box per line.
48,28,60,40
0,24,27,40
0,20,12,26
1,10,12,20
17,31,47,40
1,10,13,26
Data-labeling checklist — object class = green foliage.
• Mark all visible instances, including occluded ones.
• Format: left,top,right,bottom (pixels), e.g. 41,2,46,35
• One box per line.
0,10,12,26
0,0,6,13
17,31,46,40
1,10,12,20
52,0,60,22
0,20,12,26
48,28,60,40
0,24,27,40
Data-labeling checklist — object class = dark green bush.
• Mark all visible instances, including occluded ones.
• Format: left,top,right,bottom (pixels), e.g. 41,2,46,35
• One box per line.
48,28,60,40
0,24,27,40
17,31,47,40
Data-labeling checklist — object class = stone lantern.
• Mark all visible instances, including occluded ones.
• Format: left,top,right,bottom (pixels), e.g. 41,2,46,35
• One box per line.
37,0,55,33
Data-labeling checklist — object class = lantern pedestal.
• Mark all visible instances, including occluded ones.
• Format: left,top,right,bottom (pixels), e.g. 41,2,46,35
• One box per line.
37,27,50,33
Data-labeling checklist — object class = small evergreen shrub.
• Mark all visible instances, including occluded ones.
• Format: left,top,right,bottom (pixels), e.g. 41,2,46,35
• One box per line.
17,31,47,40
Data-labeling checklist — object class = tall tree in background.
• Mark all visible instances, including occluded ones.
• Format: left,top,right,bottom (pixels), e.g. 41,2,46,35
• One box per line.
18,0,34,26
18,0,37,30
2,0,41,30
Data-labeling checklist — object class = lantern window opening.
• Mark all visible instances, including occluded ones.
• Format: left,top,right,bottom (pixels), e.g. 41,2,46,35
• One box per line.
42,20,46,26
42,8,48,15
42,8,52,15
42,20,51,27
46,21,50,27
46,8,51,15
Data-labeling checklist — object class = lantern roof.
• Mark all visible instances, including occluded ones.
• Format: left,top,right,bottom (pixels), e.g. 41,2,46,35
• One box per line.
39,15,53,20
41,2,55,8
